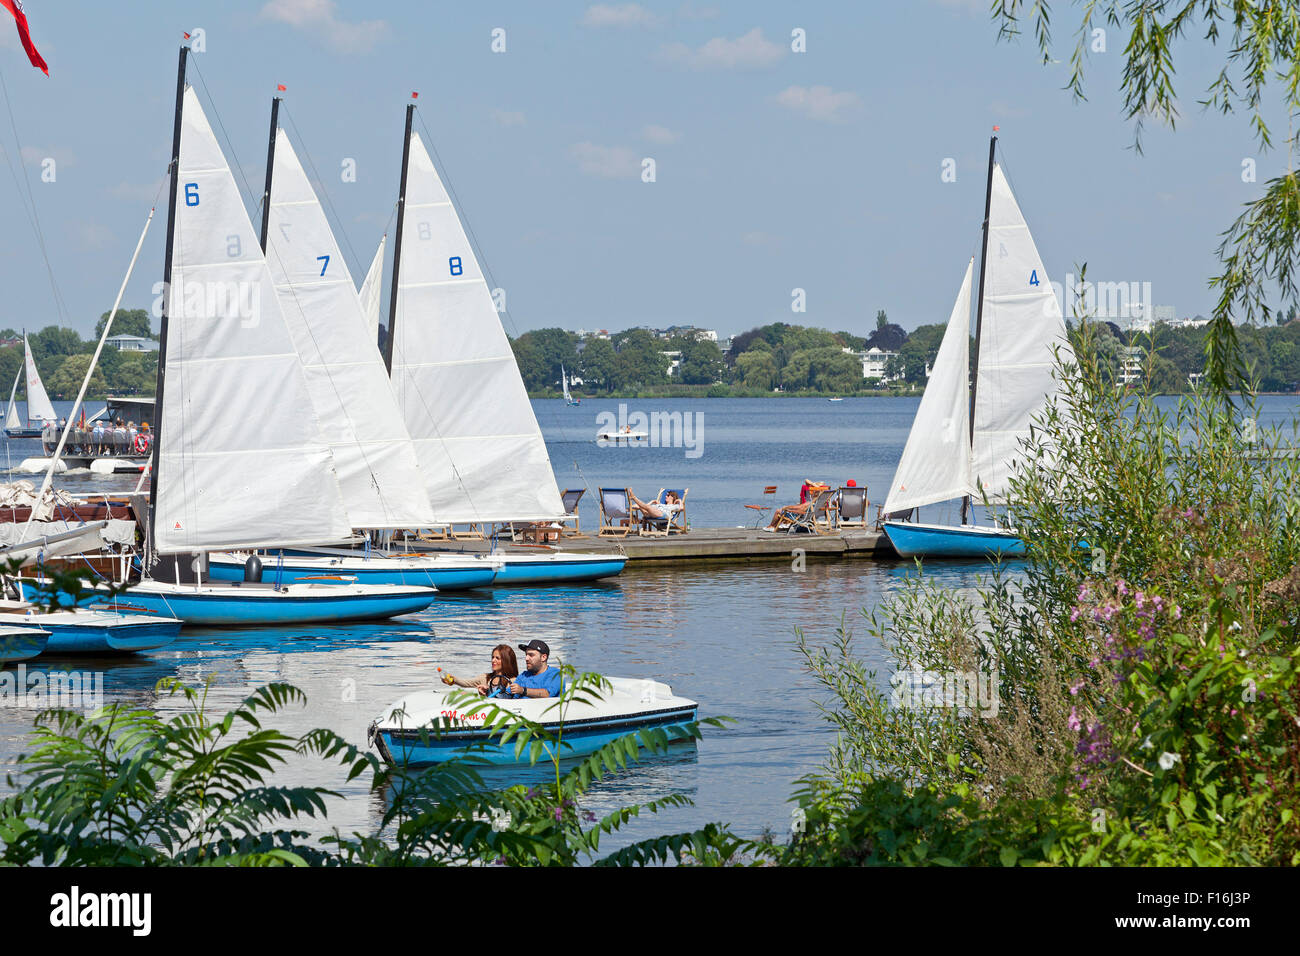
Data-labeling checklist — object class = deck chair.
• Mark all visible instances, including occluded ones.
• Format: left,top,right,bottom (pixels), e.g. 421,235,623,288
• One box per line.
560,488,586,536
836,486,868,530
743,485,779,528
873,505,916,531
785,488,837,534
639,488,688,536
598,487,637,536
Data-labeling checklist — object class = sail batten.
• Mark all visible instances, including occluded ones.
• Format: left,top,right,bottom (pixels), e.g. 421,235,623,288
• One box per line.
266,127,437,530
391,131,564,524
153,86,352,554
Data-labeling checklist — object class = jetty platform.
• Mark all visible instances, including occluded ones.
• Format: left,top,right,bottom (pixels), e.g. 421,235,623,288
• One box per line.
500,528,899,567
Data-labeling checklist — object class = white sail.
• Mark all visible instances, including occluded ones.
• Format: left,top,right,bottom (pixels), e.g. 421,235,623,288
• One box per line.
970,163,1074,502
266,128,437,530
153,86,352,554
883,259,975,516
390,132,564,523
23,337,56,423
358,234,386,335
4,365,20,431
561,365,572,403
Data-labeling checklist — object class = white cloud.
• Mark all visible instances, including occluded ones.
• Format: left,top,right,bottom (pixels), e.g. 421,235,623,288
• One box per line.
678,3,721,21
642,124,681,144
260,0,386,54
78,223,116,248
20,146,74,168
774,85,862,123
570,142,640,179
582,4,658,28
661,27,784,69
110,178,167,202
492,110,527,127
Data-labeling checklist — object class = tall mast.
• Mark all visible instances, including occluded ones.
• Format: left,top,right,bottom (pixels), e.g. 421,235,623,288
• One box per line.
147,43,189,565
970,133,997,443
259,96,282,251
383,101,415,374
963,133,997,525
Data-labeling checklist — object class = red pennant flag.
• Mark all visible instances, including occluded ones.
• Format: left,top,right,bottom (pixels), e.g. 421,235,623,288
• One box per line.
411,91,419,99
1,0,49,75
276,84,286,92
183,31,191,39
993,125,1000,131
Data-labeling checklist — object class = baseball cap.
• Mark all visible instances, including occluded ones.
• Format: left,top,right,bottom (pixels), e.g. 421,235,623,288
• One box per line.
518,639,550,655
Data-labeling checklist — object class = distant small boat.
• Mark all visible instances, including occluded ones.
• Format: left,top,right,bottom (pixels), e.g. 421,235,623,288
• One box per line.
597,430,648,442
369,677,699,766
562,365,580,406
828,397,844,402
4,334,56,439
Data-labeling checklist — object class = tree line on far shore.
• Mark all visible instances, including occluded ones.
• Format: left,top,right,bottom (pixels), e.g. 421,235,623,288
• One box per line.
511,311,1300,397
1,310,156,401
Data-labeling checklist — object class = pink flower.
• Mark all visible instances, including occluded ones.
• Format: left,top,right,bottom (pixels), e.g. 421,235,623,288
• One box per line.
1067,707,1082,731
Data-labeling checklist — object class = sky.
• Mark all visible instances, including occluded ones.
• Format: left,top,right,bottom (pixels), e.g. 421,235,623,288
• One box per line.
0,0,1287,341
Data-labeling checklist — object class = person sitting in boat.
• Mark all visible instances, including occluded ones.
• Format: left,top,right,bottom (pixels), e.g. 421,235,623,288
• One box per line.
443,643,519,697
506,639,563,699
627,490,681,522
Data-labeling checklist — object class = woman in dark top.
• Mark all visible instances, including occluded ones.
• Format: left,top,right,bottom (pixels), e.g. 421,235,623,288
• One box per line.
444,644,520,697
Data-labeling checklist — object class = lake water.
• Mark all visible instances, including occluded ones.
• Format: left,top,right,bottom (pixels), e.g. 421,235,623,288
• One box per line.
2,395,1298,854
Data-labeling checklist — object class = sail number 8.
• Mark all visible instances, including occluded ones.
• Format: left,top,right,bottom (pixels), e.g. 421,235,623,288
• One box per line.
449,256,463,276
185,183,200,206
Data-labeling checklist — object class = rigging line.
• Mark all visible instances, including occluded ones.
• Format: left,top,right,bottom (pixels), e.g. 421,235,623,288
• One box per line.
187,58,260,211
414,113,597,504
0,63,73,327
280,103,365,277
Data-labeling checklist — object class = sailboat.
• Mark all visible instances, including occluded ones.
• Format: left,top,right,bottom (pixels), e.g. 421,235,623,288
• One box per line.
562,365,580,405
384,105,624,585
85,46,438,626
4,334,57,439
882,136,1073,559
203,97,497,592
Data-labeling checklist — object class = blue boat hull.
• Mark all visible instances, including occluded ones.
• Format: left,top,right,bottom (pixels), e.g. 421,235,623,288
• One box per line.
883,521,1025,559
38,619,179,654
206,558,495,592
492,556,626,586
374,706,699,766
0,630,49,662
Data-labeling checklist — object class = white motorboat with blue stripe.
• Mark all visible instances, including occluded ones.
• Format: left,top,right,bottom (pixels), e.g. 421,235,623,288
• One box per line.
369,677,699,766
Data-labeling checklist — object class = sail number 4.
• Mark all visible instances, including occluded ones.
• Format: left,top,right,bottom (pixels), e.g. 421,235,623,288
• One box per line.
1029,269,1039,286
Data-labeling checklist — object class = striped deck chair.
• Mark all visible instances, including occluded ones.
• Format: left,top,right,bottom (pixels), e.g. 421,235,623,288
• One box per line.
786,488,837,534
598,487,637,536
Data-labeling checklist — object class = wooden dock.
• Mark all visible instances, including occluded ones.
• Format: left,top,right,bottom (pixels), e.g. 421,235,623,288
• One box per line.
540,527,899,566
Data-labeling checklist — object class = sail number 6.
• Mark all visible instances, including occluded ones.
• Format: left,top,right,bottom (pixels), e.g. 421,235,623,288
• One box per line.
185,183,200,206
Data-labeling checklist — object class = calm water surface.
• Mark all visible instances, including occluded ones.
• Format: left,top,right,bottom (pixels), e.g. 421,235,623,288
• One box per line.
1,395,1297,850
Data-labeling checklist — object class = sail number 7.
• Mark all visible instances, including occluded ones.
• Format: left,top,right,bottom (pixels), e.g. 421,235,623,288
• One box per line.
317,255,330,276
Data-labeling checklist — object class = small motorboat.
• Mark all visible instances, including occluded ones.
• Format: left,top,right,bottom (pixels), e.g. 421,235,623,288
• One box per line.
0,624,51,662
827,397,844,402
369,677,700,766
596,430,649,443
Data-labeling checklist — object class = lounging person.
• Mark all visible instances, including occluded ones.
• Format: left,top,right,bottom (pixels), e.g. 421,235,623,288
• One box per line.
443,644,519,697
765,479,825,530
628,489,681,522
507,639,563,699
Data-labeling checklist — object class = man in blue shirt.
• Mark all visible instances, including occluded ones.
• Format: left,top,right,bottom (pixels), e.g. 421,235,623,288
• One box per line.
508,640,562,699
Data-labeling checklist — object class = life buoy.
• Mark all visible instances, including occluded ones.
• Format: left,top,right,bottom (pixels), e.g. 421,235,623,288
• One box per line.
134,434,150,454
